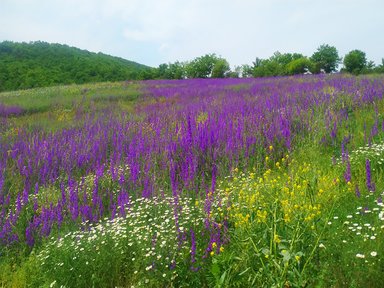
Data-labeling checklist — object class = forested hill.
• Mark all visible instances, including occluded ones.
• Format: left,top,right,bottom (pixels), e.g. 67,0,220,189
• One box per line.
0,41,153,92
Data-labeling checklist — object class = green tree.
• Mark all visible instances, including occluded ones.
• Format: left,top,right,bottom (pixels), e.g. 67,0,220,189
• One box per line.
250,52,305,77
168,61,186,79
252,57,263,68
157,63,169,78
286,57,315,75
241,64,253,78
185,54,216,78
363,60,376,74
269,51,304,74
343,50,367,75
211,58,230,78
376,59,384,73
310,44,341,73
185,54,229,79
138,68,157,80
252,59,282,77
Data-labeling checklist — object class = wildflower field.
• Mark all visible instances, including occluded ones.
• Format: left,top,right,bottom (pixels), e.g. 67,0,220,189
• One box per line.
1,75,384,287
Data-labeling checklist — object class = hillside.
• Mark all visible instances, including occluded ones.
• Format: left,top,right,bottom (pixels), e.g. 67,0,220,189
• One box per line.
0,41,153,92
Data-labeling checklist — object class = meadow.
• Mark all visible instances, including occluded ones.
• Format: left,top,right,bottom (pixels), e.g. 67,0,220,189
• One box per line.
1,74,384,287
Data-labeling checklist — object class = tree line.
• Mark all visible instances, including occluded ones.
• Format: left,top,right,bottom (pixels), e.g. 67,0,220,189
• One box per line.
155,44,384,79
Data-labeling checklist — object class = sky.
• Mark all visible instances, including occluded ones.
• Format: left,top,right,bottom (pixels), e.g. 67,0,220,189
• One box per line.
1,0,383,68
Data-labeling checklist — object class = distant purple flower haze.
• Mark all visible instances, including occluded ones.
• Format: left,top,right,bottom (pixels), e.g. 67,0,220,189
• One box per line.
0,104,24,117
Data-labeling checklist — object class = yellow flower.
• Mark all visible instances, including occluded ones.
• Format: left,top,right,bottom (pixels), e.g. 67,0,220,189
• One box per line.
295,255,301,262
269,145,273,151
220,247,224,253
257,210,267,223
274,234,281,244
210,251,215,256
284,214,291,223
212,242,217,249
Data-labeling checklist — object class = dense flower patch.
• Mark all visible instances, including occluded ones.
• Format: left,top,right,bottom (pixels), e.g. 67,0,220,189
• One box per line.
1,75,384,286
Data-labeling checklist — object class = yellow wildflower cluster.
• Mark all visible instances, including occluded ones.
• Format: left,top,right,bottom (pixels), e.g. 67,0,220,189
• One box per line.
210,242,225,256
216,169,268,228
56,109,73,122
216,154,343,229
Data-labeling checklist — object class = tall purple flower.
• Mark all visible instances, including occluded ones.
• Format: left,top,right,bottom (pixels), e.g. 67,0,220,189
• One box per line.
355,184,361,198
25,223,35,247
365,159,375,192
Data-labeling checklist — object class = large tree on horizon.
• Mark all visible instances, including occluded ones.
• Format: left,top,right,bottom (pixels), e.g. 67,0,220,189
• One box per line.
310,44,341,73
343,49,367,75
185,54,229,79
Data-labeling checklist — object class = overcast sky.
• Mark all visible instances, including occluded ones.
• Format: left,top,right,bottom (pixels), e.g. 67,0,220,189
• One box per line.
1,0,383,68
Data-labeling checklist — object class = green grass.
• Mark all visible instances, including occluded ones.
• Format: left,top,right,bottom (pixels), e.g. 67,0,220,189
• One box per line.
0,81,140,111
0,81,141,133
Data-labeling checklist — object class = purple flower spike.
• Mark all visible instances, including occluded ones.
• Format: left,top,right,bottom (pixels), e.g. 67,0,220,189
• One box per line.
365,159,375,192
355,184,361,198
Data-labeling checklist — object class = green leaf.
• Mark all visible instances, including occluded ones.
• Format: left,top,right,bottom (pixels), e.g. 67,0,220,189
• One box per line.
239,267,251,276
219,271,227,285
211,262,220,278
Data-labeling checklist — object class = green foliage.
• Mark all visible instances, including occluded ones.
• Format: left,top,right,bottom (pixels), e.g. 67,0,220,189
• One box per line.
138,67,158,80
0,41,152,92
270,51,304,68
157,61,186,79
378,59,384,73
240,64,253,78
286,57,315,75
185,54,228,79
252,59,283,77
343,49,367,75
212,59,230,78
157,56,232,80
310,44,341,73
251,52,309,77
